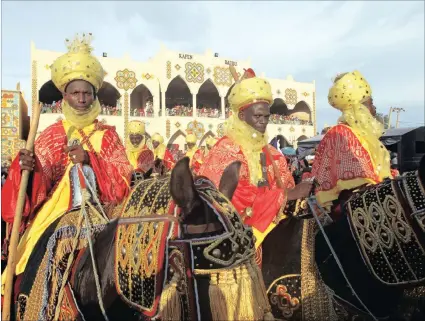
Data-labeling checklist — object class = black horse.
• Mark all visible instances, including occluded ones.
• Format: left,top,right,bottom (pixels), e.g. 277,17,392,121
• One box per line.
262,155,425,321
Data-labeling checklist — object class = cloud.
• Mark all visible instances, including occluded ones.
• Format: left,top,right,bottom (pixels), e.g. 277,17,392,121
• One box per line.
1,0,424,131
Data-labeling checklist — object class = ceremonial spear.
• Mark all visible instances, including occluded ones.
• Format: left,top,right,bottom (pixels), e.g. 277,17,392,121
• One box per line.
2,102,42,321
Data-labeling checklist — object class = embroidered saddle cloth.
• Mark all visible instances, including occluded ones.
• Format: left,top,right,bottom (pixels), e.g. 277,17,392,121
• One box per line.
345,174,425,286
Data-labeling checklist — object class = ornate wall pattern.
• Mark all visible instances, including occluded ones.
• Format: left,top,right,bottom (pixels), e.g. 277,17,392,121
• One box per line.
124,92,129,145
115,69,137,92
1,91,22,164
186,120,205,139
166,119,171,138
166,61,171,79
185,62,204,83
217,123,225,137
213,67,232,87
31,60,38,119
285,89,298,105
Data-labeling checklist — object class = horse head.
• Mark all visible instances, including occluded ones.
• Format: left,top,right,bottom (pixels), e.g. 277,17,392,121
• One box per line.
170,157,241,237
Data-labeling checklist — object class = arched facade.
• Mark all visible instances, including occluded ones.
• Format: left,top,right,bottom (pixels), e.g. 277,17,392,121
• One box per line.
38,80,62,113
199,130,216,147
130,84,153,117
165,76,192,117
98,82,121,116
270,98,289,115
289,101,312,123
31,43,316,148
196,79,221,118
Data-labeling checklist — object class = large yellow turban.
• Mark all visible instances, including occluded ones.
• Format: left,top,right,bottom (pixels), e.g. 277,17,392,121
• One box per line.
152,133,164,144
186,133,197,144
51,33,105,92
128,121,145,135
228,77,273,112
328,70,391,182
206,136,217,147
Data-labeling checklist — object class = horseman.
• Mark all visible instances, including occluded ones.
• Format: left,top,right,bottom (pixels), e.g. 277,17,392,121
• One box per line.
1,33,133,291
192,136,217,173
311,70,392,212
151,132,175,172
197,68,313,253
184,133,199,167
126,120,154,174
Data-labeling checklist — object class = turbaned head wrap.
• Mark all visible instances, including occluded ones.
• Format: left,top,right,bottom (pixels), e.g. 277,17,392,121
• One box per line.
127,120,146,151
152,133,164,144
186,133,197,144
225,67,272,185
51,33,105,129
328,71,391,181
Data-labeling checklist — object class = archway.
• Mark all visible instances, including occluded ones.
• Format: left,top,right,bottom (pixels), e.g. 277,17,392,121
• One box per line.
197,79,220,118
166,129,186,162
289,101,312,123
199,130,216,147
270,98,289,115
130,84,153,117
38,81,63,114
165,76,192,116
98,82,122,116
224,84,235,118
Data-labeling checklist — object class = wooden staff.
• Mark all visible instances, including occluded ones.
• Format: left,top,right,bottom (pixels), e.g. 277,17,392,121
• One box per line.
2,102,42,321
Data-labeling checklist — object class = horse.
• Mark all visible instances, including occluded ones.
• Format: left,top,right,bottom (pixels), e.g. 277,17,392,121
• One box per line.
262,154,425,321
14,158,272,321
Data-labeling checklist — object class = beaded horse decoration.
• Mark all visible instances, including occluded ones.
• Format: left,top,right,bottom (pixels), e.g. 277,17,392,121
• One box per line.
345,170,425,286
115,176,273,321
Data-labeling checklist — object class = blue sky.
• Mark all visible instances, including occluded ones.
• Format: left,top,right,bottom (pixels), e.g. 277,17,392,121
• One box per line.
1,1,424,131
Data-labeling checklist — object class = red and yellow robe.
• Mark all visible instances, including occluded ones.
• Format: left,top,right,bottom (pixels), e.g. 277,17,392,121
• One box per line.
1,119,132,278
312,124,389,207
196,136,295,247
153,144,175,171
191,148,206,173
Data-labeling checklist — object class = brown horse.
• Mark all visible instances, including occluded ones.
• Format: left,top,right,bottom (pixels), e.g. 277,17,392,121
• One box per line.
15,158,271,321
262,154,425,321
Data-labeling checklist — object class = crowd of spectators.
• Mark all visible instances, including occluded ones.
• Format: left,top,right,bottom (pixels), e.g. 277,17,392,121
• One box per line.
269,114,313,125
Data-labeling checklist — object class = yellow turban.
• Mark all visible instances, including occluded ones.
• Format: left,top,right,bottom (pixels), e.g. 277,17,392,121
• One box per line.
128,121,145,135
206,136,217,147
228,77,273,112
328,71,372,111
186,133,197,144
152,133,164,144
51,33,105,92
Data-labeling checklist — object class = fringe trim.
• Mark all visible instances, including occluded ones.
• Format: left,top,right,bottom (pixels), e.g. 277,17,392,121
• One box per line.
159,274,182,321
208,260,273,321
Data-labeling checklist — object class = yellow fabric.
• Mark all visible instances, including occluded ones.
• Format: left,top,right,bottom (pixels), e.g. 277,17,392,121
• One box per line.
126,121,147,169
328,71,391,182
186,133,197,144
1,121,106,293
316,177,377,208
206,136,217,148
128,120,145,135
51,33,104,92
225,113,268,185
62,99,101,129
186,147,198,165
154,144,166,160
152,133,164,144
228,77,273,112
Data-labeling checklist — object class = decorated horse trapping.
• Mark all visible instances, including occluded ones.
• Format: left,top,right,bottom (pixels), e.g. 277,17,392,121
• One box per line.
346,172,425,286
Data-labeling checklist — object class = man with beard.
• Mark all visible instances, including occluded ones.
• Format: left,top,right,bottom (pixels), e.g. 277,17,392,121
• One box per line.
192,136,217,174
126,120,154,174
311,71,392,210
151,132,175,172
197,68,313,251
1,34,133,287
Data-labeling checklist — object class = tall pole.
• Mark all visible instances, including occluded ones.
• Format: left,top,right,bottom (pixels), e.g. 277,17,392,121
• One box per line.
387,107,393,129
392,107,405,128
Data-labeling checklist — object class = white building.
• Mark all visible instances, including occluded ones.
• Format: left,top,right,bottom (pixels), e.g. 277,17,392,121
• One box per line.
31,42,317,153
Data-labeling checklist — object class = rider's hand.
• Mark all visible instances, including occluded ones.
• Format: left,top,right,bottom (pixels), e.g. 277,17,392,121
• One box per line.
19,149,35,172
64,145,89,165
286,181,314,201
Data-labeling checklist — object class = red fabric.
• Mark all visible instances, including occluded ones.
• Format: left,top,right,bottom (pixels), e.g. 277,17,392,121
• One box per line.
311,124,379,193
162,148,175,170
197,137,294,232
1,120,133,224
136,148,154,173
191,149,205,173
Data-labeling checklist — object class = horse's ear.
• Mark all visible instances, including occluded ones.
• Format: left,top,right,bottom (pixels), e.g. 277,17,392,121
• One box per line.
219,161,241,200
170,157,200,212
